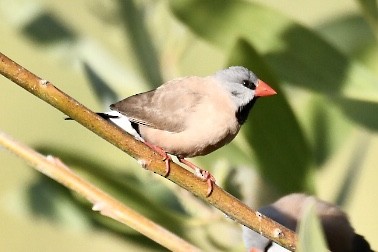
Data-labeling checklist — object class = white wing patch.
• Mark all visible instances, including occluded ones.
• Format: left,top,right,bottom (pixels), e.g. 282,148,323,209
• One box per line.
105,111,144,142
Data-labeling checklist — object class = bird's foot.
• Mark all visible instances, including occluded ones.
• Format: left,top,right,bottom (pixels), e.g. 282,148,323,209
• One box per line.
144,142,171,177
177,157,215,197
142,143,215,196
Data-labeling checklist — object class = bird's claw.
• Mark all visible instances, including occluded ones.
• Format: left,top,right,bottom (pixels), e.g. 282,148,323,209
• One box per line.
144,141,171,177
143,143,215,196
162,156,171,177
195,168,215,197
179,157,215,197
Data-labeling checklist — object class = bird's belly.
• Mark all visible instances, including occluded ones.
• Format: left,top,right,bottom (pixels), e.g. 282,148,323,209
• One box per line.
139,120,240,157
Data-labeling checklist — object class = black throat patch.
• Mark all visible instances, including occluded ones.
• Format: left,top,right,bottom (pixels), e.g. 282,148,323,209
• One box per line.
235,98,258,125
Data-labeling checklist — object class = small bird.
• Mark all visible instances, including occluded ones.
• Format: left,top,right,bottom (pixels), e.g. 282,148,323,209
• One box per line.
243,193,374,252
95,66,276,196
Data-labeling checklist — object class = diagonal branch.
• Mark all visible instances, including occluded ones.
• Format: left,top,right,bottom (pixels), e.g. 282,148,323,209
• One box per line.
0,130,200,252
0,52,297,251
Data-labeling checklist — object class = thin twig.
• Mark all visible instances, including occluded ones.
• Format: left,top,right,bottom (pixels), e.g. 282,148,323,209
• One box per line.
0,52,297,251
0,130,201,252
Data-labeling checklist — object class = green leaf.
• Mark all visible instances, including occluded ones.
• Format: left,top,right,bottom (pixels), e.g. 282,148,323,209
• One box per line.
306,96,352,167
21,11,77,45
355,0,378,37
117,0,163,87
228,39,313,193
316,14,376,55
336,97,378,130
333,133,371,205
297,200,329,252
356,0,378,19
35,146,188,234
169,0,378,101
83,62,119,106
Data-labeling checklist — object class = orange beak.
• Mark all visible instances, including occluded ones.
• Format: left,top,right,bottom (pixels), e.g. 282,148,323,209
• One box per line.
255,80,277,97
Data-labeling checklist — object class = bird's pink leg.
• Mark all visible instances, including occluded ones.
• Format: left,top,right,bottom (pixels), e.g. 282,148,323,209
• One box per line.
177,157,215,197
143,142,171,177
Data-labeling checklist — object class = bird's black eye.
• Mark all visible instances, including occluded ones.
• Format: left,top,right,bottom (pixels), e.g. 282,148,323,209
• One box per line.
243,80,256,90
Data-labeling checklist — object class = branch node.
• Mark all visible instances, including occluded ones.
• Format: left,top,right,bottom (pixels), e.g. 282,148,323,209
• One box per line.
39,79,50,86
92,201,107,212
137,158,150,169
273,228,284,238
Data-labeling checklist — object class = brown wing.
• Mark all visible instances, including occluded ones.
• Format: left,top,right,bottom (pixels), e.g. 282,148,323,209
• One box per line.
110,77,205,133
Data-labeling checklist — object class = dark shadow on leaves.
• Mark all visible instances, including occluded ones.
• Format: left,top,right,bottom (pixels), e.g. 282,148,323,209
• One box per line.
265,24,349,95
228,39,313,193
316,14,376,55
336,98,378,130
83,61,119,105
28,175,76,220
32,145,187,235
334,134,371,206
27,174,168,250
116,0,163,87
311,102,331,167
22,12,77,44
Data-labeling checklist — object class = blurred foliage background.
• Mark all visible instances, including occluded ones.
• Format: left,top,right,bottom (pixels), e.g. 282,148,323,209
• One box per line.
1,0,377,251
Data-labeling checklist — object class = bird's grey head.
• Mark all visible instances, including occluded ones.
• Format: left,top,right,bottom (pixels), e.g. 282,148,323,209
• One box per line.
214,66,259,106
214,66,260,124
